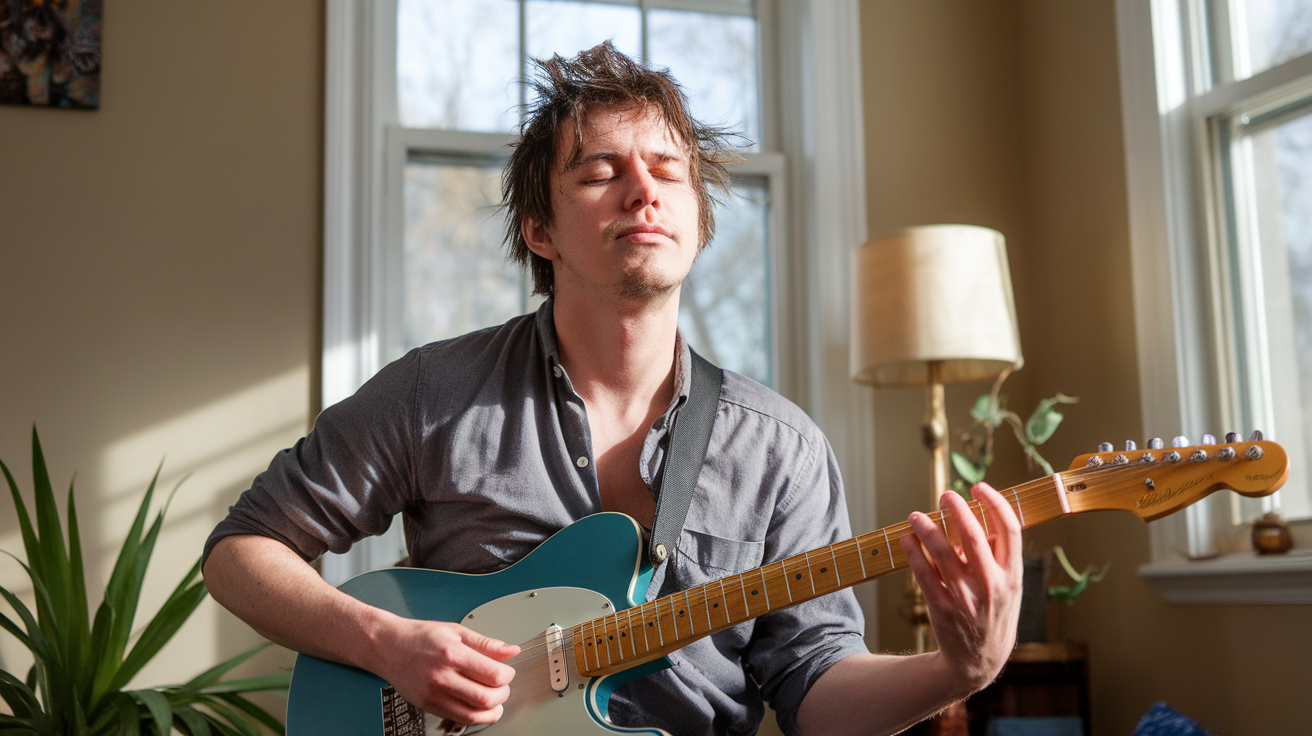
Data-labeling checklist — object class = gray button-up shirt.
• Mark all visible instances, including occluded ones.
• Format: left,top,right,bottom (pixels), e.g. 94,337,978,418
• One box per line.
205,300,867,736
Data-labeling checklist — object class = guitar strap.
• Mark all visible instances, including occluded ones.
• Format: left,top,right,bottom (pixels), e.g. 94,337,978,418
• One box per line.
648,348,723,568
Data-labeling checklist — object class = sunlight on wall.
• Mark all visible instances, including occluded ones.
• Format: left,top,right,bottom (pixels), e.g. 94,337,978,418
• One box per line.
97,366,311,688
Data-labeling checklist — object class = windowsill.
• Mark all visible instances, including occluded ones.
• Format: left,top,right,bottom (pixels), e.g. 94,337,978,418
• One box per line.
1138,549,1312,604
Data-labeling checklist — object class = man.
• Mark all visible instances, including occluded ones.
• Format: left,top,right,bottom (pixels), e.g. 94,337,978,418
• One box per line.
203,43,1022,736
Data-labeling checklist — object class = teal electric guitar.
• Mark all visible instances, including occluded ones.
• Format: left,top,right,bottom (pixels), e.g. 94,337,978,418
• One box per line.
286,436,1289,736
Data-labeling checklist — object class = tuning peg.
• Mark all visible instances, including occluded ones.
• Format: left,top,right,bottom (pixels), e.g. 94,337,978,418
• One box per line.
1125,440,1137,451
1249,429,1264,441
1098,442,1114,452
1202,433,1216,445
1225,431,1240,443
1172,436,1190,448
1149,437,1164,449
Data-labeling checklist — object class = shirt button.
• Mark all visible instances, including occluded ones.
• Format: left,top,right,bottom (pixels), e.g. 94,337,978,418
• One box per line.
576,456,589,468
553,365,562,378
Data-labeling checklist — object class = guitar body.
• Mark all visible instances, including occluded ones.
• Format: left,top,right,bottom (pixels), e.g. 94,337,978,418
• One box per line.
286,513,672,736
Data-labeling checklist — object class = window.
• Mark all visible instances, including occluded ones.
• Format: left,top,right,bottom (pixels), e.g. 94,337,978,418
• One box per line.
1118,0,1312,602
319,0,871,585
387,0,780,387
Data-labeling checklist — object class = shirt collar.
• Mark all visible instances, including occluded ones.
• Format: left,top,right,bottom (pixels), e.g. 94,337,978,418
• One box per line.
534,296,691,423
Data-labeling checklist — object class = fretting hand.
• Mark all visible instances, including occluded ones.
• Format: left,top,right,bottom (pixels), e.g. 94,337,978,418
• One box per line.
899,482,1024,697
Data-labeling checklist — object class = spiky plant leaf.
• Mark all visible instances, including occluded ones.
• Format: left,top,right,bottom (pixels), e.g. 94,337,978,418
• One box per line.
1,429,288,736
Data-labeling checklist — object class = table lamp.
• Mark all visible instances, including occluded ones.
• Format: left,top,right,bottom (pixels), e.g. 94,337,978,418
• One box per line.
851,223,1023,651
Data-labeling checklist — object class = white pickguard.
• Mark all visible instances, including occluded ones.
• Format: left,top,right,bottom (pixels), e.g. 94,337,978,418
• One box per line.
441,586,671,736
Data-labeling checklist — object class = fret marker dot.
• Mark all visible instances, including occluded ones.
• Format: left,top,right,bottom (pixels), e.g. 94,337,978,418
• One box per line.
713,603,719,608
608,635,613,640
872,550,879,556
795,573,802,580
679,610,685,617
821,567,827,573
648,622,654,626
751,590,758,595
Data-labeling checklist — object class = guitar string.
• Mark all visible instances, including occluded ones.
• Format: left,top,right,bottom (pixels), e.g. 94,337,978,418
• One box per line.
496,454,1243,677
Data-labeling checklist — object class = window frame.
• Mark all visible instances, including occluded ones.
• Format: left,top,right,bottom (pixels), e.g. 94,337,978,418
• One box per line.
319,0,876,622
1116,0,1312,603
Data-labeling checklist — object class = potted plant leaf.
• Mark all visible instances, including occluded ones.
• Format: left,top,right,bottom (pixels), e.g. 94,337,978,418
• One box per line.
0,428,290,735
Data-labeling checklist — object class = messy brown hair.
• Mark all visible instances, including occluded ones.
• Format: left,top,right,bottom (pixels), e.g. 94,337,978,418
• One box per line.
502,41,740,296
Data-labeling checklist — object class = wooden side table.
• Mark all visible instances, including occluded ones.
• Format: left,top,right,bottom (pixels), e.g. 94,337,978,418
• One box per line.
964,641,1091,736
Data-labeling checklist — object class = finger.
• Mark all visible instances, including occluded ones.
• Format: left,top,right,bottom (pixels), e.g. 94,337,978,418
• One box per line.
899,531,960,614
971,482,1023,570
448,644,517,689
907,509,967,580
940,489,993,571
461,628,521,661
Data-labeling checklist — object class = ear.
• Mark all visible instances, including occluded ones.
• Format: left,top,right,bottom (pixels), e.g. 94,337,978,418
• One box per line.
522,216,559,261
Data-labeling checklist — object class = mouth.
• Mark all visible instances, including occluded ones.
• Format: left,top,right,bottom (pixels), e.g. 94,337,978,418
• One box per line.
612,223,671,242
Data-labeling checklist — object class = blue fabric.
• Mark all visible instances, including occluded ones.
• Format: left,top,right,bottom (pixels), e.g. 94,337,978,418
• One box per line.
1133,702,1213,736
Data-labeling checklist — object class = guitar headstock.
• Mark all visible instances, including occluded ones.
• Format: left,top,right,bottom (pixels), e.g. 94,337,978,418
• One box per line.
1061,433,1288,521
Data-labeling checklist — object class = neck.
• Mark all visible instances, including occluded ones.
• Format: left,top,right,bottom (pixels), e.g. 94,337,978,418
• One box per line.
550,285,682,411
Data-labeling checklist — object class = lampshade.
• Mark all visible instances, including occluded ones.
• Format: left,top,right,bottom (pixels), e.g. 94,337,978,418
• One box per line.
851,224,1023,387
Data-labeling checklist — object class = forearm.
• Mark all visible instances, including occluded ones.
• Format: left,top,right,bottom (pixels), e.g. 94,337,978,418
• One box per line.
202,534,397,675
796,651,974,736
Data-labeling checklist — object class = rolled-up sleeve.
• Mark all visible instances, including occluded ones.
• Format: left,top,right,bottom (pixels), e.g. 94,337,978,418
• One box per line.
202,349,421,568
748,437,870,736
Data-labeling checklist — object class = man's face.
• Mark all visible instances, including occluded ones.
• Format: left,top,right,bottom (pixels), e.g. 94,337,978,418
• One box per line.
523,104,701,304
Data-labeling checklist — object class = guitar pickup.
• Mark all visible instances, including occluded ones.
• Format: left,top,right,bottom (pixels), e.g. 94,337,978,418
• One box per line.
546,623,568,693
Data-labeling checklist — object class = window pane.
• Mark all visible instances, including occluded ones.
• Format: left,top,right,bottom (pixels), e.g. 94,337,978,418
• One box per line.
647,8,760,150
680,177,771,385
403,155,527,347
1230,107,1312,519
397,0,520,131
1227,0,1312,80
526,1,641,69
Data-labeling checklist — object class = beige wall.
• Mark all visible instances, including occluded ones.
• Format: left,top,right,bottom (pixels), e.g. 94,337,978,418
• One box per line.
863,0,1312,733
3,0,1308,732
0,0,321,692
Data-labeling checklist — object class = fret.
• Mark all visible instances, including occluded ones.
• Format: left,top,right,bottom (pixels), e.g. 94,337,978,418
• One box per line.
882,528,894,567
623,608,638,658
687,585,697,637
781,559,795,602
599,617,614,667
703,585,714,632
979,502,990,535
829,545,841,586
638,601,651,651
765,563,790,609
581,622,596,671
757,567,771,612
797,551,808,598
855,536,868,578
653,598,667,646
730,574,750,622
1011,488,1025,526
718,579,732,625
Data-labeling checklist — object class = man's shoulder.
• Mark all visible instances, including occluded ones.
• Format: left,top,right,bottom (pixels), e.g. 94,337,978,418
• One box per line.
717,369,824,444
412,311,541,367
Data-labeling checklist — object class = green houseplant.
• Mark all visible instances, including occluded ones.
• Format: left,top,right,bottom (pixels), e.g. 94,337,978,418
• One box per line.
0,428,290,735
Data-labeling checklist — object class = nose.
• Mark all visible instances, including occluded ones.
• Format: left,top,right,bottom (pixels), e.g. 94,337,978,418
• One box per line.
624,162,661,213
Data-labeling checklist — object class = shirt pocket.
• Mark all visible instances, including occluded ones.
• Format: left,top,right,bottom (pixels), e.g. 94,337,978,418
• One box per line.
676,528,765,583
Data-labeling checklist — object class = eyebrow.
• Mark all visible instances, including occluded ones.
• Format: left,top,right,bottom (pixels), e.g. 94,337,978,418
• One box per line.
564,149,686,172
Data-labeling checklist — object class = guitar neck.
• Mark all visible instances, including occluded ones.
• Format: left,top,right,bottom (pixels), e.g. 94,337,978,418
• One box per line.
573,475,1072,677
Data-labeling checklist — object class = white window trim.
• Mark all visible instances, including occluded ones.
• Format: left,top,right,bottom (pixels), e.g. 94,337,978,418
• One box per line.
320,0,876,626
1115,0,1312,604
